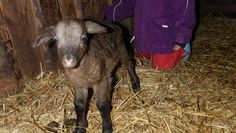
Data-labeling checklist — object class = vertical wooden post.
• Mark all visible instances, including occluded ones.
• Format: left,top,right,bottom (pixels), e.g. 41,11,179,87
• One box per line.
73,0,84,18
58,0,112,20
40,0,61,27
0,0,44,78
58,0,83,19
93,0,102,20
0,40,22,98
83,0,93,18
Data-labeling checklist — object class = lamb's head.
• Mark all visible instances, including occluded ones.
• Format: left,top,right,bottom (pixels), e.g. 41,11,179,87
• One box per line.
32,19,107,68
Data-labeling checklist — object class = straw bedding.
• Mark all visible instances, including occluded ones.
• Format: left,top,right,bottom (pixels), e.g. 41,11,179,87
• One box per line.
0,17,235,133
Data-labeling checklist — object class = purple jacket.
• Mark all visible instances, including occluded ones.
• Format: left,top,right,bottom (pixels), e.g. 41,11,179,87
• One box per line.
104,0,196,54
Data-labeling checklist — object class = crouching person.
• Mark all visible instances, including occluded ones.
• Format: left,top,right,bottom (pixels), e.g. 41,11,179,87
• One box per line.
104,0,196,70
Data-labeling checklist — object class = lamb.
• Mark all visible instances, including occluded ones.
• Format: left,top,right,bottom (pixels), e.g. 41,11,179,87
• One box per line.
31,19,140,133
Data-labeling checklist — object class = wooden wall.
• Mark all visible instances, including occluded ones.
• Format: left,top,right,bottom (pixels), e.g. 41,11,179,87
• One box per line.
0,0,43,78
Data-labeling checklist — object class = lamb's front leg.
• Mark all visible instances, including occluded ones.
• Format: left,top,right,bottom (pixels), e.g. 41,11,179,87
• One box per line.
74,87,89,133
94,78,113,133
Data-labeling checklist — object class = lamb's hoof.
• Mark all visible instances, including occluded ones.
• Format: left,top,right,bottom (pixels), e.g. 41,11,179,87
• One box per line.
132,79,140,93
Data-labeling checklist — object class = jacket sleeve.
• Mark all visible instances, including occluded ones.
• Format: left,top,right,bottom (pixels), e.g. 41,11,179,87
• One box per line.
103,0,136,22
174,0,196,47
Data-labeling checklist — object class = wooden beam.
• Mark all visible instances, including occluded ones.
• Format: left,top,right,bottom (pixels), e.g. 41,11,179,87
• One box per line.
0,41,22,98
83,0,93,18
73,0,84,18
93,0,102,20
58,0,113,20
40,0,61,27
58,0,83,19
0,0,44,78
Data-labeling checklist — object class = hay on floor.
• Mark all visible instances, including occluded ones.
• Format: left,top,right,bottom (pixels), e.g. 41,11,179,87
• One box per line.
0,17,236,133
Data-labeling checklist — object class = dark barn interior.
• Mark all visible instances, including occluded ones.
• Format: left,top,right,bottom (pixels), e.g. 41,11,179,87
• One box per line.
0,0,235,132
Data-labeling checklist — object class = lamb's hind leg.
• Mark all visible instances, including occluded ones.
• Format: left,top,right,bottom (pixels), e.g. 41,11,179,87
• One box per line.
120,53,140,93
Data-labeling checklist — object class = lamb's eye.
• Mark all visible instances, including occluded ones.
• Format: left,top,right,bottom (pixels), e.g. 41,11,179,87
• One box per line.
81,35,88,42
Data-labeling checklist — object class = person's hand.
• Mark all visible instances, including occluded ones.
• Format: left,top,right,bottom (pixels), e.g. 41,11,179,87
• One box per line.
173,44,181,51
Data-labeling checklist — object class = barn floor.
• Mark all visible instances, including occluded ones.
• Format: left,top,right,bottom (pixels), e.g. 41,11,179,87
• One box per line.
0,17,236,133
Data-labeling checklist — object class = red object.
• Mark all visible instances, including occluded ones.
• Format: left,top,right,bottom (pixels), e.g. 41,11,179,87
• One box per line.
136,48,185,70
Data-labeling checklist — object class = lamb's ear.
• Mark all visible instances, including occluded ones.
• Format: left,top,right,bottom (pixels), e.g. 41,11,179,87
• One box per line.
32,26,56,48
85,21,107,34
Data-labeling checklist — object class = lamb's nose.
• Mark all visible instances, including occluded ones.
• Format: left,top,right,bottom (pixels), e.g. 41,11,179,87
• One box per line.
65,58,73,64
64,55,74,64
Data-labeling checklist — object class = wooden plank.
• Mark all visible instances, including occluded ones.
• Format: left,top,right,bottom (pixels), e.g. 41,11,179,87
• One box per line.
83,0,93,18
0,0,44,78
73,0,84,18
0,41,22,98
0,8,22,98
40,0,61,27
58,0,83,19
58,0,112,20
93,0,102,20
